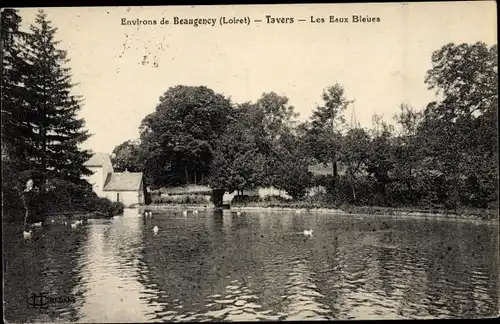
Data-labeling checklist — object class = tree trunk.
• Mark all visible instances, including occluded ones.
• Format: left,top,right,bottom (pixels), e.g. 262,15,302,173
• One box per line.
18,188,29,228
184,166,190,185
349,171,357,201
331,153,338,191
407,168,413,203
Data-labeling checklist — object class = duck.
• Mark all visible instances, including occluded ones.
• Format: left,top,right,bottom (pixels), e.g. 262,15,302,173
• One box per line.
31,222,42,228
303,229,313,237
153,225,159,234
23,230,32,240
236,211,241,216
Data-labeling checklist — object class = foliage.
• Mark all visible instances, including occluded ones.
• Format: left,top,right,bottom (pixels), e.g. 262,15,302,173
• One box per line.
418,42,498,209
3,177,124,223
138,85,234,186
111,140,142,172
271,131,312,200
339,128,370,201
208,120,268,192
231,195,263,205
1,10,114,223
151,194,208,205
93,198,125,217
21,11,92,186
111,42,497,211
304,84,350,190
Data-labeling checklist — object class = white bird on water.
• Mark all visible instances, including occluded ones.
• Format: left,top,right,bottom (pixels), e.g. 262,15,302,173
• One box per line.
303,229,313,237
71,222,78,229
182,210,188,216
23,230,32,240
236,211,241,216
153,225,159,234
31,222,42,228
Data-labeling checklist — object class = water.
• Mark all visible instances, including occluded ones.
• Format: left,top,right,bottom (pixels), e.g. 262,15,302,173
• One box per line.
3,208,499,322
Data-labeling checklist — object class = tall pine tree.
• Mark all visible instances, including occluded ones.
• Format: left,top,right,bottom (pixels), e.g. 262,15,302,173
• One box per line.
22,10,92,189
1,8,32,220
1,8,31,168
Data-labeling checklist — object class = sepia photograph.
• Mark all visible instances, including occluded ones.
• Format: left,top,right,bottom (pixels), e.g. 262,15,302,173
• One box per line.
1,1,498,322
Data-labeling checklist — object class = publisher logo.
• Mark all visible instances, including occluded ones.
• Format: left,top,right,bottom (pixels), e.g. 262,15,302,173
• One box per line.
27,292,75,309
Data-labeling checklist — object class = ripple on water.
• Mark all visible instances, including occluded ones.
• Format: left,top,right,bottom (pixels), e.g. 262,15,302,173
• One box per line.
3,213,498,322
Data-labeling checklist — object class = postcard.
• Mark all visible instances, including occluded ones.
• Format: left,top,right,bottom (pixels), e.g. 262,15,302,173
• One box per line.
2,2,498,322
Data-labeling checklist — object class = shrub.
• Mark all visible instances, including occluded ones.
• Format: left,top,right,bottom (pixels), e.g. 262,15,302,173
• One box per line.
91,197,125,216
210,189,225,207
232,195,261,205
151,194,208,205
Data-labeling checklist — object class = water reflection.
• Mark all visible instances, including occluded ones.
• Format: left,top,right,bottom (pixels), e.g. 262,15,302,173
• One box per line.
3,209,499,322
75,209,162,322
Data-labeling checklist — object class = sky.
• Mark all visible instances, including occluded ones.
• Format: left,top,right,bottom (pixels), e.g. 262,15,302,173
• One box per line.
14,2,497,154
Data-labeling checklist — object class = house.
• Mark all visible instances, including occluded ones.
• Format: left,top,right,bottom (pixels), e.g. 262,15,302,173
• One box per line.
83,152,147,207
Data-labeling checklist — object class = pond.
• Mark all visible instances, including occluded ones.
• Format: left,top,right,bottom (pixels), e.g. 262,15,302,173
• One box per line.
3,208,499,322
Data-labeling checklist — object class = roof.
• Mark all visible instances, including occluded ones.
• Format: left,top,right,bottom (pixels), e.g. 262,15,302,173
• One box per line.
84,152,111,167
103,171,143,191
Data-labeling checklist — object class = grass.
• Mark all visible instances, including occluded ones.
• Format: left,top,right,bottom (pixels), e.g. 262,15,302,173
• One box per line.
337,205,499,220
155,185,212,195
148,188,499,221
230,198,499,221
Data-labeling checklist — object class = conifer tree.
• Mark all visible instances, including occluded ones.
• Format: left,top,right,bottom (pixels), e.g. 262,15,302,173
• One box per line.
22,9,92,188
1,8,30,168
2,9,35,223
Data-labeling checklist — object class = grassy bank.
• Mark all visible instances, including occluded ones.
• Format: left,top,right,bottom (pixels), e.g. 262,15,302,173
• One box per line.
147,198,498,221
235,201,498,220
338,205,499,221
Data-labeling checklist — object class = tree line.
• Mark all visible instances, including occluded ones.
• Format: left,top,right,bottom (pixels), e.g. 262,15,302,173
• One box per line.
112,41,498,210
2,9,123,223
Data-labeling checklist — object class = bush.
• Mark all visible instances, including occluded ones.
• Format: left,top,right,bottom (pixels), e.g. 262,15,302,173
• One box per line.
151,194,208,205
210,189,225,208
232,195,261,205
11,178,125,222
1,164,25,223
262,195,289,203
92,197,124,216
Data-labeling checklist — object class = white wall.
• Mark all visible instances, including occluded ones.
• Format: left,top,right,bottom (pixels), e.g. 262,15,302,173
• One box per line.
104,191,142,207
101,157,114,181
84,166,104,197
83,155,114,199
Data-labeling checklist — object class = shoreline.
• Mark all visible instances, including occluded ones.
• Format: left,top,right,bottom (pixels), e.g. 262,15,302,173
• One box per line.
142,203,499,222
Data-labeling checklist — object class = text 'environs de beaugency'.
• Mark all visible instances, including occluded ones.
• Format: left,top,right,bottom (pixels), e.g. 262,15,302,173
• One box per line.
120,15,381,27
